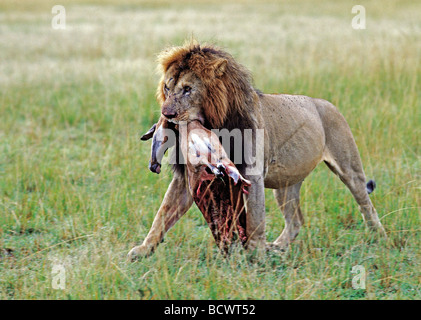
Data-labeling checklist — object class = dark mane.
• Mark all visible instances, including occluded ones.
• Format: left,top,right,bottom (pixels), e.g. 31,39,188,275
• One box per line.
157,41,260,175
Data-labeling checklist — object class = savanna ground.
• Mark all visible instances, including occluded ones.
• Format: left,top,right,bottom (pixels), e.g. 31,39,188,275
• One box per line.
0,0,420,300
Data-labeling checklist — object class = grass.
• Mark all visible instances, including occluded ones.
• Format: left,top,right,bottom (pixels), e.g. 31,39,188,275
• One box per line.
0,0,420,299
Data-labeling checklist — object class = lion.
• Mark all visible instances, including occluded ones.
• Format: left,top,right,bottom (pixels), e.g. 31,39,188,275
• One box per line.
128,41,386,260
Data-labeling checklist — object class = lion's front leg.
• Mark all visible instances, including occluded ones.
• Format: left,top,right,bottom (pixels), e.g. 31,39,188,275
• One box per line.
244,174,266,252
128,173,193,261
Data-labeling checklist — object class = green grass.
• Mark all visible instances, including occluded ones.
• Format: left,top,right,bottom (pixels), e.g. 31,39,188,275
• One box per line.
0,0,420,299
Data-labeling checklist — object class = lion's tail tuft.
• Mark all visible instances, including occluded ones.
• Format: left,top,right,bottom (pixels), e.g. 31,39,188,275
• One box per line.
366,179,376,194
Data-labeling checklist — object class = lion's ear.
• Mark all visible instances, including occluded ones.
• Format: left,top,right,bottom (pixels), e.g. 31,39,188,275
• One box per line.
213,58,227,78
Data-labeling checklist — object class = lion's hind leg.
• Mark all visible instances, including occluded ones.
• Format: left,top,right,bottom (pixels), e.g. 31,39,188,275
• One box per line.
323,147,386,237
316,99,386,236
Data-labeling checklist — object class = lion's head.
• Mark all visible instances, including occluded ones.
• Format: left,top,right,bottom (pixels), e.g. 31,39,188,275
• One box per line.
156,41,257,129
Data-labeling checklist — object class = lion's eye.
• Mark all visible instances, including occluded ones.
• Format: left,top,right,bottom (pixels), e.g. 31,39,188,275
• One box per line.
164,84,169,92
183,86,191,95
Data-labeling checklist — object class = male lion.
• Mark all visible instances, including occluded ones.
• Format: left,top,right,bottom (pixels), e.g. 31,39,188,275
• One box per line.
128,42,386,260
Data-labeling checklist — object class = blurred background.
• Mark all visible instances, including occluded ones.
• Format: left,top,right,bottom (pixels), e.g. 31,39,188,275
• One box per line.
0,0,419,299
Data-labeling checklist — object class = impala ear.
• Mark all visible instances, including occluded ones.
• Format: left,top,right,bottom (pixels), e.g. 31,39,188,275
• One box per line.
140,123,157,141
213,58,227,78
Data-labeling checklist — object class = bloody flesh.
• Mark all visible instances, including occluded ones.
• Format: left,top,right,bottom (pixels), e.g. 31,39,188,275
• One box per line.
193,166,249,251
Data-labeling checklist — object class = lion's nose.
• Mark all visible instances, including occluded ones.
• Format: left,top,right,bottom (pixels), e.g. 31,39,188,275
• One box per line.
162,110,177,119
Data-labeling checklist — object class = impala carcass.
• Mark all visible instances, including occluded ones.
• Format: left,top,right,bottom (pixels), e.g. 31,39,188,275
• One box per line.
141,119,251,251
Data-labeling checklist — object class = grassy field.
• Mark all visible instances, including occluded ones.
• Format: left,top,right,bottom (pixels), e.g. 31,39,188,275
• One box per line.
0,0,420,300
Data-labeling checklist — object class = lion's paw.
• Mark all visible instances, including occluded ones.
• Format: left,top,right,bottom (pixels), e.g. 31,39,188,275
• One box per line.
127,244,152,262
266,242,288,254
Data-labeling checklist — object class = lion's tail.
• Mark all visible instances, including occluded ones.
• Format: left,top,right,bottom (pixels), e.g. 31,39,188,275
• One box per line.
366,179,376,194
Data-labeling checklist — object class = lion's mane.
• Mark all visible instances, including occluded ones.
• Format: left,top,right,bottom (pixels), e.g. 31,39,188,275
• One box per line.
156,41,261,174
